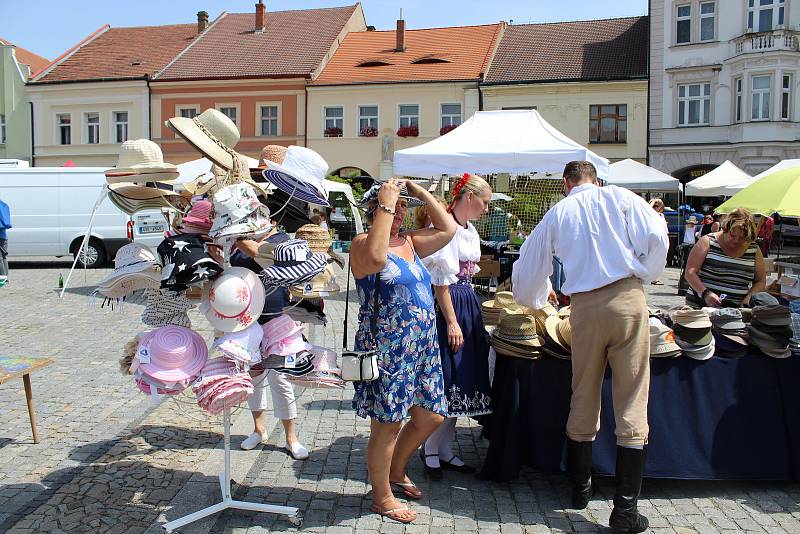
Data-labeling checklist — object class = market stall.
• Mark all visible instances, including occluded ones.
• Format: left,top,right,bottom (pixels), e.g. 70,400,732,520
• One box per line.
606,158,681,192
684,160,752,197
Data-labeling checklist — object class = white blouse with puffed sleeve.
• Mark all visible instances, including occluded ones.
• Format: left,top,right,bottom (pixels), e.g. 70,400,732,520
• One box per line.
421,222,482,286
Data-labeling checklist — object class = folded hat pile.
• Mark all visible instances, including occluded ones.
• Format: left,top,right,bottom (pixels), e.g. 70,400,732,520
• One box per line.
192,358,254,415
748,305,792,359
490,310,544,359
707,308,749,359
672,308,715,360
284,346,344,389
212,321,263,367
132,326,208,398
543,307,572,360
648,317,682,358
94,243,161,301
481,292,518,327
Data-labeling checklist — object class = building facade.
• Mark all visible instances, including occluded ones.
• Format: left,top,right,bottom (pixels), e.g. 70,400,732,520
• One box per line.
0,40,48,162
649,0,800,179
481,17,649,164
307,22,503,179
151,4,366,163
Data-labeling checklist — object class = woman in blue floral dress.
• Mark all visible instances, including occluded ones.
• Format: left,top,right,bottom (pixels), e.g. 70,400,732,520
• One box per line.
350,178,457,524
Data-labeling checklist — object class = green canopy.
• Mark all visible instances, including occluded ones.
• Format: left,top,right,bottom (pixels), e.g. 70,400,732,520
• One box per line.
715,167,800,217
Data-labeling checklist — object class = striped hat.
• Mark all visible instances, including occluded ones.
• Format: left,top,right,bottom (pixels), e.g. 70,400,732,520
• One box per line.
260,239,328,287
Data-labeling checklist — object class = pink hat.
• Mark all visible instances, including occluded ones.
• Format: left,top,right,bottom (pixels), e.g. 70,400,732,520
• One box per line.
309,345,340,373
201,267,266,333
181,200,213,231
266,330,308,357
136,326,208,383
261,314,304,350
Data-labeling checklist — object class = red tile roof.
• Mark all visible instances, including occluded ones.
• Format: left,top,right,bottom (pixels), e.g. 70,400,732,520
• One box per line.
0,38,50,77
33,24,197,83
312,23,503,85
155,5,360,81
484,17,648,84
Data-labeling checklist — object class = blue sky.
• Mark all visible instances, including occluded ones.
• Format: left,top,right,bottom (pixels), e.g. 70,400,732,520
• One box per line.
2,0,648,60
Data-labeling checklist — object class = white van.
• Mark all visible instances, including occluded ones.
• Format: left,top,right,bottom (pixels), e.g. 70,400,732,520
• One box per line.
0,167,167,267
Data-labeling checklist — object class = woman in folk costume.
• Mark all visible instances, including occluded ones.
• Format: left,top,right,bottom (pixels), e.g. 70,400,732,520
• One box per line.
421,173,493,477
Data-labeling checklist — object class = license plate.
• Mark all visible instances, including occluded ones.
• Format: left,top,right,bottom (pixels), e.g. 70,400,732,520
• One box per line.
139,225,164,234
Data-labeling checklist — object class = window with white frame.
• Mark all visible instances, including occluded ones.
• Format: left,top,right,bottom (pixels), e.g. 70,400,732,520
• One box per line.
676,5,691,44
748,0,785,32
324,106,343,135
440,103,462,128
782,74,792,120
398,104,419,128
735,77,744,122
678,83,711,126
0,114,5,144
114,111,128,143
700,2,715,41
86,112,100,144
358,105,378,134
179,107,198,119
57,114,71,145
751,75,771,120
259,105,279,136
219,106,238,126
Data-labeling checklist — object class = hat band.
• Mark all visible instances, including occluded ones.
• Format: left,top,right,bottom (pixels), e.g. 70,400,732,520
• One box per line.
212,288,253,319
116,259,155,270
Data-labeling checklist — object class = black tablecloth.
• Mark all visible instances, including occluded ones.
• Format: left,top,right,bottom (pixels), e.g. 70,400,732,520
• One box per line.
480,353,800,482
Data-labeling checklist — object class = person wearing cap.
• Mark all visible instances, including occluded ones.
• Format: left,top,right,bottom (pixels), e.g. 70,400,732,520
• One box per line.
512,161,668,533
684,207,765,308
350,178,457,524
229,219,310,460
0,197,10,287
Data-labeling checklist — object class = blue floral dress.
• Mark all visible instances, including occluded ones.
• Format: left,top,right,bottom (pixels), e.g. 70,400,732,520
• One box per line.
352,250,447,423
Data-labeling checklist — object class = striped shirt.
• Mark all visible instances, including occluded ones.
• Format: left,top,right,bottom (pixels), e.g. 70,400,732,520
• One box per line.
687,234,757,307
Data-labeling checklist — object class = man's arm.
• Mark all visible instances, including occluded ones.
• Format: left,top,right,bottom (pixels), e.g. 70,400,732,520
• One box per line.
512,215,554,309
624,192,670,282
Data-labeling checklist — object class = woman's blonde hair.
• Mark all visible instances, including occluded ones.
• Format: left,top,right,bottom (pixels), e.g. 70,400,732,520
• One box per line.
449,173,491,210
649,198,665,212
413,195,448,229
721,208,757,242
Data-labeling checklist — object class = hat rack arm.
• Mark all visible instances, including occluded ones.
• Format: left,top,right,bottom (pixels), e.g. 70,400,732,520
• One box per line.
60,185,109,299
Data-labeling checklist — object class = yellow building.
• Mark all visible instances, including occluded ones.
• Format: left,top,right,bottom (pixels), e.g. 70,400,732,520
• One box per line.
308,21,504,179
481,17,649,164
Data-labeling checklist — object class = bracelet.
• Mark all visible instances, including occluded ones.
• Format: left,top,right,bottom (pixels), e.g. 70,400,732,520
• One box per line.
701,288,712,300
377,203,396,216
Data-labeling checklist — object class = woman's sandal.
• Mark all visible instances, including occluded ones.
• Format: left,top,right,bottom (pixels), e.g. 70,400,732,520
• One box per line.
390,480,423,500
370,503,416,524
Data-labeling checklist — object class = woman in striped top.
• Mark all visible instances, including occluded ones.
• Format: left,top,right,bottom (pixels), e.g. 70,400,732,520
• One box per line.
684,208,766,308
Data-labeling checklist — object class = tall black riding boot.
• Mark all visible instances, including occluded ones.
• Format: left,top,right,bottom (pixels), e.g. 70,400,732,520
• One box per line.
566,438,593,509
609,446,649,533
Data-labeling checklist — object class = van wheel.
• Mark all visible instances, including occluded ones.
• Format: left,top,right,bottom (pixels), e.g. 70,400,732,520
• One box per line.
73,239,106,268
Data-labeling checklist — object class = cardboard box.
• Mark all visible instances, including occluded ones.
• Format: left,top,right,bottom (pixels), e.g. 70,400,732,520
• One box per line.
779,275,800,298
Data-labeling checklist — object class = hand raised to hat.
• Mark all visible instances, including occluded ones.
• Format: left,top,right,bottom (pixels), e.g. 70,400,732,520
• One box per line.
402,178,426,199
377,178,404,211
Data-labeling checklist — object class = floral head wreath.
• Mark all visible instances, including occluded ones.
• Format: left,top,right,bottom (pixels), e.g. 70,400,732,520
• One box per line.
448,173,471,212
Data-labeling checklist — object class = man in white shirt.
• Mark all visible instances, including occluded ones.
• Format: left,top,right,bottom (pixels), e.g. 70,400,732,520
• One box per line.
512,161,668,534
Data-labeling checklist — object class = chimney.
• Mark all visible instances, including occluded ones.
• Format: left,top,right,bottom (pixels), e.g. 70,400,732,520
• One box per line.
255,1,266,32
395,10,405,52
197,11,209,33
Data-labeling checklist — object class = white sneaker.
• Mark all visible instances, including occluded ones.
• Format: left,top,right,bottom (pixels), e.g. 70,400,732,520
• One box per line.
285,441,309,460
240,432,266,450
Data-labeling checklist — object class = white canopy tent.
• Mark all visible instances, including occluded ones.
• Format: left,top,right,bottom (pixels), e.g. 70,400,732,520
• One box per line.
174,157,362,233
393,110,610,179
606,159,680,191
684,160,752,197
750,159,800,182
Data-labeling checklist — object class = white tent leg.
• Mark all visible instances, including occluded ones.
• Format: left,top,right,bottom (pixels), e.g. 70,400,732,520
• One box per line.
60,186,108,299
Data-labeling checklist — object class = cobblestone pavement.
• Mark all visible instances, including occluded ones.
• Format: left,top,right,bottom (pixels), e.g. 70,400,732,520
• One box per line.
2,261,799,533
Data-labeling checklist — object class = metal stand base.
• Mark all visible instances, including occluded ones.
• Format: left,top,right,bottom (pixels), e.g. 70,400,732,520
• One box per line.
163,409,302,532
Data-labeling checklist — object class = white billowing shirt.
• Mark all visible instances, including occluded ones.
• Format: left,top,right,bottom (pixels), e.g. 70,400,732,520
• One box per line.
512,183,669,309
422,222,482,285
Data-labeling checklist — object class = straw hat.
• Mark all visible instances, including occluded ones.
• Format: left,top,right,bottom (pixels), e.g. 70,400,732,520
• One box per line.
166,109,240,170
289,263,341,299
545,315,572,352
260,144,330,206
481,291,520,326
491,313,544,359
649,318,681,358
295,224,332,254
105,139,179,184
107,182,189,215
96,243,161,298
531,303,558,333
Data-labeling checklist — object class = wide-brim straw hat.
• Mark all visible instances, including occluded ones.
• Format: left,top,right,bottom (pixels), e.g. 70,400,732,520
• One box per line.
260,145,330,206
531,303,558,333
96,243,159,287
545,315,572,352
481,291,520,326
105,139,179,184
107,182,188,215
166,109,240,170
97,271,162,298
491,335,543,359
289,263,341,299
492,313,544,348
295,224,332,254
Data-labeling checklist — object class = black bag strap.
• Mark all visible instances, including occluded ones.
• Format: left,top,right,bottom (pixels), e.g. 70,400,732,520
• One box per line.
343,258,351,350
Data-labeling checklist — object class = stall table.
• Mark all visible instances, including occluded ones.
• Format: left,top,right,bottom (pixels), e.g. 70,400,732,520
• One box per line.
0,356,54,444
480,353,800,482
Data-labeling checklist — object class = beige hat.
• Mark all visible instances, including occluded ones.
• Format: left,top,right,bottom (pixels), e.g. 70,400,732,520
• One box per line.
105,139,179,184
672,308,712,329
295,224,333,254
166,109,240,170
649,318,682,358
107,182,189,215
545,315,572,352
492,313,544,348
531,303,558,334
289,263,340,299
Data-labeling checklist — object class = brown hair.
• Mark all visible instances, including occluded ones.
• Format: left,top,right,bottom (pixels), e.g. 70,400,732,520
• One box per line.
563,161,597,184
414,195,448,229
449,173,490,209
721,208,757,242
649,198,665,212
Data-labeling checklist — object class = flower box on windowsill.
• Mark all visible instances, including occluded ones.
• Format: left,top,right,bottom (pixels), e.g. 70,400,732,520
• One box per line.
439,124,458,136
324,127,343,138
396,125,419,138
359,126,378,137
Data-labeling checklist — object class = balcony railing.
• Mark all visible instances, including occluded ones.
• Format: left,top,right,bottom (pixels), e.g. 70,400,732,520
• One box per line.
733,29,800,55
